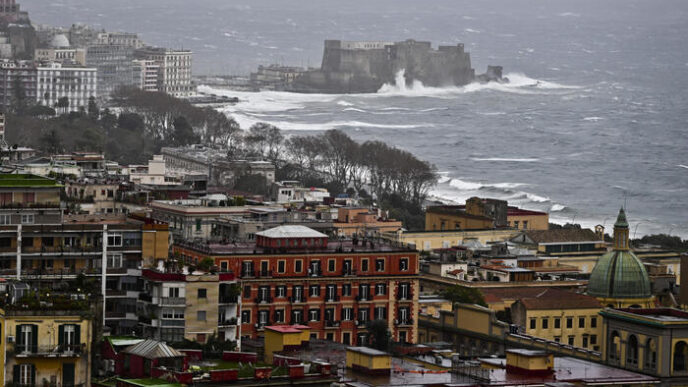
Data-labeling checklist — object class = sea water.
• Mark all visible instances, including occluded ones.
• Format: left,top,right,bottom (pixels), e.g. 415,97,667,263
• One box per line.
23,0,688,237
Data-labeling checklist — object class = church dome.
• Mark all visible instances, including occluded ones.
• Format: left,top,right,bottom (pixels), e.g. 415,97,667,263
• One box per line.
50,34,70,48
587,208,652,300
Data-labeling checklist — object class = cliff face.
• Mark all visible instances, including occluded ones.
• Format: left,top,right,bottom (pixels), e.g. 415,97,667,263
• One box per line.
289,39,479,93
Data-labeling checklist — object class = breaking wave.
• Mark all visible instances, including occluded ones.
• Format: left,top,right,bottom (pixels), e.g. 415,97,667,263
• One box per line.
471,157,541,162
375,70,581,97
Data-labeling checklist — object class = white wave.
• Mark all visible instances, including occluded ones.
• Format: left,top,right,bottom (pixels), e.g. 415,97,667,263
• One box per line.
465,28,481,33
583,116,604,121
376,70,581,98
343,107,367,113
677,164,688,169
550,204,567,212
488,182,529,189
526,193,550,203
447,178,528,191
228,112,432,131
449,178,483,191
471,157,540,162
337,100,354,106
436,172,451,184
558,12,581,17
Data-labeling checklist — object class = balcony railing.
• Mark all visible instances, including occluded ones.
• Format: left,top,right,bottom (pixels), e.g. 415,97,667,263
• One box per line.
160,297,185,306
13,344,84,357
218,317,238,327
395,318,414,326
219,295,238,304
161,319,185,327
325,295,340,302
342,268,357,276
356,295,371,302
325,320,341,328
254,296,272,304
290,296,306,303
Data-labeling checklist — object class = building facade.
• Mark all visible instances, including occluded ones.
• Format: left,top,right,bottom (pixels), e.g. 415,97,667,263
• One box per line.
138,269,241,345
135,47,193,97
173,225,420,346
36,62,97,112
85,44,134,97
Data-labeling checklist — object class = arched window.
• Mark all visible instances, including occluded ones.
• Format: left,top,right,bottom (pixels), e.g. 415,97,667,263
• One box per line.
610,331,621,362
627,335,639,366
674,341,688,372
645,338,657,370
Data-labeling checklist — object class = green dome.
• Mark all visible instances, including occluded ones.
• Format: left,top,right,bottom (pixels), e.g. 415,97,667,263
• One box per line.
587,249,652,299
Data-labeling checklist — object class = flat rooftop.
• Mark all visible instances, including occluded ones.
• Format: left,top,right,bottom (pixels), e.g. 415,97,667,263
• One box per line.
175,239,416,256
0,174,62,187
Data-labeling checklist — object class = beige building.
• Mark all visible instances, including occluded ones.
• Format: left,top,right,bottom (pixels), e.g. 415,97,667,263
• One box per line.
64,179,120,214
135,47,193,97
511,288,603,351
334,207,403,237
382,228,519,251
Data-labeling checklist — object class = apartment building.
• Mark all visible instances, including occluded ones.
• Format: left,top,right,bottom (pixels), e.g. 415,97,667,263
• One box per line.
135,47,193,97
34,48,86,66
173,225,420,346
132,59,159,92
0,174,170,335
36,62,97,112
138,269,241,345
86,44,134,97
4,300,93,387
0,60,36,108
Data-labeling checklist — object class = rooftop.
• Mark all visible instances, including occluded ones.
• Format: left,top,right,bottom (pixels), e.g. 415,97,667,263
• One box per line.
122,339,184,360
601,308,688,325
515,288,601,310
0,174,62,188
175,238,416,256
516,229,603,244
346,346,389,356
256,225,328,239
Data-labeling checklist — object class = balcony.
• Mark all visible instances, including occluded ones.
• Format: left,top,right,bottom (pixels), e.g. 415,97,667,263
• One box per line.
325,320,341,328
219,295,238,304
13,344,84,357
325,295,340,303
290,296,306,303
308,268,323,277
218,317,238,327
397,293,411,301
356,295,371,302
160,297,186,306
356,320,368,328
106,289,127,297
240,269,255,278
257,269,273,278
254,296,272,304
138,293,153,302
161,319,185,327
342,269,357,277
395,318,414,326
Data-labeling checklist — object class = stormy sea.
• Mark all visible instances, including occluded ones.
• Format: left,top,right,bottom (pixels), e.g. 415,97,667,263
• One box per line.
24,0,688,237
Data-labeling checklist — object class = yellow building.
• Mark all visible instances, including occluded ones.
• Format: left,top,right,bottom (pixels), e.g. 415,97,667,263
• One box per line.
425,205,494,231
382,228,518,251
587,209,654,308
4,306,92,387
511,288,603,351
345,346,391,375
264,325,310,363
334,207,403,237
506,207,549,231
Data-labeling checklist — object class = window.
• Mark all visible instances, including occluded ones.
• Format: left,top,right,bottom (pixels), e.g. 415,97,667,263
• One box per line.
566,317,573,329
241,311,251,323
399,258,409,271
276,286,286,298
22,192,35,204
291,309,303,324
328,259,335,272
293,286,303,302
220,261,228,272
554,318,561,329
583,335,589,347
523,221,528,229
342,284,352,297
197,289,207,299
326,285,337,300
309,285,320,297
197,311,206,321
358,308,369,323
18,364,34,385
375,283,386,296
294,260,302,273
590,335,597,345
21,214,34,224
375,307,386,320
107,233,122,247
554,336,560,343
514,221,520,229
309,308,320,321
258,310,269,326
243,286,251,298
277,260,286,273
0,214,10,225
195,219,201,231
542,318,548,329
274,309,284,323
168,287,180,298
530,318,536,330
579,317,585,328
359,284,370,300
107,253,122,268
590,317,597,328
375,259,385,272
342,308,353,320
398,283,410,300
567,336,575,345
361,259,369,272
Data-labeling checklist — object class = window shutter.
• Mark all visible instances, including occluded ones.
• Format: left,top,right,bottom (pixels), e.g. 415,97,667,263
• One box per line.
12,365,19,384
16,324,22,348
75,324,81,345
58,325,65,346
31,325,38,352
30,364,36,385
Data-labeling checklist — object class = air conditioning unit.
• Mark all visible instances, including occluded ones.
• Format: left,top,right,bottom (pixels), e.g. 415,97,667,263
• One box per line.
7,335,14,343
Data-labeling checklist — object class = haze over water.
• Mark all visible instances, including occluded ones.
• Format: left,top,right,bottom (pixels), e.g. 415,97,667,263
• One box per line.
25,0,688,237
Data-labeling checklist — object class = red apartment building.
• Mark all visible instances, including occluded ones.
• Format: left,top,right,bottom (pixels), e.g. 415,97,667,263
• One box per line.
173,225,420,346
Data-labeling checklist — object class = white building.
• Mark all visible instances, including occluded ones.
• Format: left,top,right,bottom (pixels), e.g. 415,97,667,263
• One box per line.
132,59,160,92
95,32,143,48
135,47,193,97
36,62,97,112
128,155,181,186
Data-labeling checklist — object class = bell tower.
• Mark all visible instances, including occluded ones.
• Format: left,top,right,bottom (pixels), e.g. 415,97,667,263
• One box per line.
613,208,630,251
